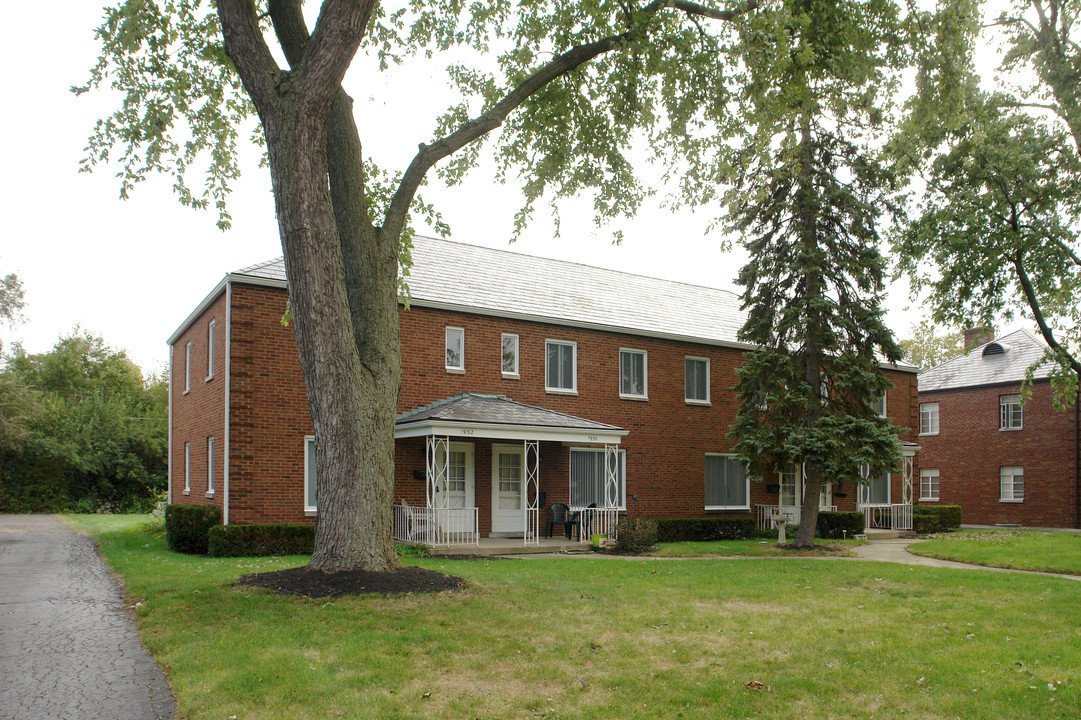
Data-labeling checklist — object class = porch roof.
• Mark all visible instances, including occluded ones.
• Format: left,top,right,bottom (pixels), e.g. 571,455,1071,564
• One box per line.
394,393,628,444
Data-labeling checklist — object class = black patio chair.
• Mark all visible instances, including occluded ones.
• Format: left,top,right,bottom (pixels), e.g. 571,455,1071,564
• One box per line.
545,502,575,539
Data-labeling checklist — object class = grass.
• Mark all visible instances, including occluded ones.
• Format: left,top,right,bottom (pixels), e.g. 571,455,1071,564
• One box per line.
909,529,1081,575
64,514,1081,720
649,538,865,557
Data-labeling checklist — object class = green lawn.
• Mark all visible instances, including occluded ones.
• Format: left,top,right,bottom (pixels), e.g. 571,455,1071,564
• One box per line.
909,529,1081,575
650,538,865,557
64,514,1080,720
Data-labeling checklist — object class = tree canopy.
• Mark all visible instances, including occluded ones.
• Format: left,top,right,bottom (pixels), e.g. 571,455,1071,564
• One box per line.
0,331,167,513
898,320,966,370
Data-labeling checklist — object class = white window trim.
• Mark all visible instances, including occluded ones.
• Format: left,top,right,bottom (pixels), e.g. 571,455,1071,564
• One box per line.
184,342,192,394
685,356,711,405
704,453,750,511
618,348,648,400
545,339,578,395
1000,395,1023,431
919,468,939,502
304,435,317,513
445,326,465,373
874,392,887,418
183,442,191,495
1000,466,1024,503
206,437,215,497
501,333,519,379
206,320,216,381
568,446,627,510
919,403,940,436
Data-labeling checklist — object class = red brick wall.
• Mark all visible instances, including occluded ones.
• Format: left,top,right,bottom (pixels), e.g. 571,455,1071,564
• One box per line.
917,382,1079,528
169,292,227,512
170,281,920,529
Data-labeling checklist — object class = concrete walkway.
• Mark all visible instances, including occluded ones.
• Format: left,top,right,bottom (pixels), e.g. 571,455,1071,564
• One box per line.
851,537,1081,581
0,515,175,720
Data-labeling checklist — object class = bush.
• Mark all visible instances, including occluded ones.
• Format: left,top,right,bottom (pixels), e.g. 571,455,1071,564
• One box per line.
616,517,658,553
816,511,865,539
207,523,314,557
165,504,221,554
655,517,757,542
913,505,963,534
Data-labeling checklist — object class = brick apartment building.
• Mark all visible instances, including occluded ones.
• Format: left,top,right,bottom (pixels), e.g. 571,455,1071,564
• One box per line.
167,236,920,545
916,328,1081,528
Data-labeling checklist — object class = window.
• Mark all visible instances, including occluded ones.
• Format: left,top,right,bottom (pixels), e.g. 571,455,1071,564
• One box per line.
184,342,192,393
1000,466,1023,502
619,349,647,399
1000,395,1022,430
183,442,191,494
870,392,886,417
206,320,216,380
545,340,577,393
919,403,939,435
569,448,625,509
206,437,215,495
501,333,519,377
779,463,801,508
685,357,710,404
920,468,939,501
705,454,749,510
304,436,318,512
445,327,464,372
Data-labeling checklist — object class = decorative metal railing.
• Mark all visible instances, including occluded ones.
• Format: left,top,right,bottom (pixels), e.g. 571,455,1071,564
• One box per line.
754,504,836,530
393,504,479,546
857,503,913,532
571,506,620,541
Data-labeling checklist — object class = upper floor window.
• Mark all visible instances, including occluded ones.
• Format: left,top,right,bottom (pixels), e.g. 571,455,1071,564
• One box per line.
919,403,939,435
501,333,519,378
184,342,192,393
705,454,749,510
685,357,710,404
870,392,886,417
619,349,647,399
206,320,216,380
920,468,939,501
1000,466,1023,502
545,340,577,393
1000,395,1022,430
445,327,464,372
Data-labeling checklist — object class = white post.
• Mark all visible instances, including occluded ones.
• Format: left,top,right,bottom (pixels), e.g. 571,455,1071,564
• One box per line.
603,444,620,509
523,440,540,546
426,436,449,545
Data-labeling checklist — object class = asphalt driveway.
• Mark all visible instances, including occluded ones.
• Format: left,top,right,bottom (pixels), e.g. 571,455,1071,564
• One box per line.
0,514,174,720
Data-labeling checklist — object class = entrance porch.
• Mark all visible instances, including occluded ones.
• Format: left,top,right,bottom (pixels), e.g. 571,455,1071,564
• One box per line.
391,394,627,547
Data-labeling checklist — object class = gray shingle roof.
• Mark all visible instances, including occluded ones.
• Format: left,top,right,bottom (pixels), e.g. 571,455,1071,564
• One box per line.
396,393,622,431
233,234,748,347
918,328,1053,393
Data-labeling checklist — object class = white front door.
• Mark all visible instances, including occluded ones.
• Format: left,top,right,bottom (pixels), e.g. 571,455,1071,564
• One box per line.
779,463,801,524
492,445,524,534
436,443,474,533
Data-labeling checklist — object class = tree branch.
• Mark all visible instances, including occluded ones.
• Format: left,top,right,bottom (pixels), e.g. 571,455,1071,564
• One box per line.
1012,250,1081,377
296,0,376,113
217,0,283,114
382,0,758,239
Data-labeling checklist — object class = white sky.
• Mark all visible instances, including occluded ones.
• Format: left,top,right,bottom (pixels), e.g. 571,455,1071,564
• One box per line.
0,2,1019,375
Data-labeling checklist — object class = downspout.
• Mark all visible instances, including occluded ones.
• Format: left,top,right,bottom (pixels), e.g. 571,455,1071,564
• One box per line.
223,281,232,525
167,343,174,505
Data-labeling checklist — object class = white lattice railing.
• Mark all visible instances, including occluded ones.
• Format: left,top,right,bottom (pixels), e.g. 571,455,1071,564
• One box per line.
393,504,479,546
858,503,913,532
570,506,620,541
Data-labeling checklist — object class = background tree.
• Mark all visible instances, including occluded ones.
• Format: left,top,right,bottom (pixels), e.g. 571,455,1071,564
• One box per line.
0,331,167,513
896,0,1081,406
898,319,966,370
80,0,755,572
720,0,908,547
0,269,26,357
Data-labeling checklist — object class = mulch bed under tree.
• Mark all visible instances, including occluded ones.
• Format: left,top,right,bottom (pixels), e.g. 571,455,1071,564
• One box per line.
238,566,466,598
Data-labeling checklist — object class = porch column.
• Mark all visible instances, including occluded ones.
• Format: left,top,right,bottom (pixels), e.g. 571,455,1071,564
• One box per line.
426,435,450,509
901,449,916,506
603,444,620,509
523,440,540,546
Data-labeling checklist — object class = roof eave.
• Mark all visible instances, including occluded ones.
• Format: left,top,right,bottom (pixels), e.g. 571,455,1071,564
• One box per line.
394,419,628,444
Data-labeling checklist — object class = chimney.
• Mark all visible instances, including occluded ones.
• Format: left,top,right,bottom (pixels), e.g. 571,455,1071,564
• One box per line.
964,326,994,349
